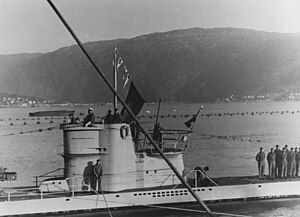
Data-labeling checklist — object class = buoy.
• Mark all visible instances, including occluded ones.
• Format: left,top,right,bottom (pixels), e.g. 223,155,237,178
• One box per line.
16,118,19,121
173,115,176,118
37,121,40,124
20,132,24,134
50,120,53,123
8,118,11,121
10,122,14,126
23,122,27,125
39,129,43,132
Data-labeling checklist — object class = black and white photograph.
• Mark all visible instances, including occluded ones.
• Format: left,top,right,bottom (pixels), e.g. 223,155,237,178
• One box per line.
0,0,300,216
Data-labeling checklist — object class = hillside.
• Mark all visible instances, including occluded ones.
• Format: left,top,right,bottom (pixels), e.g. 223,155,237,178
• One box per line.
0,28,300,103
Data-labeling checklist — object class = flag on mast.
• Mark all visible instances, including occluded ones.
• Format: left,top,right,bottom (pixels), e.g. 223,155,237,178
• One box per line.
123,74,131,88
185,106,203,128
120,82,145,123
117,57,123,68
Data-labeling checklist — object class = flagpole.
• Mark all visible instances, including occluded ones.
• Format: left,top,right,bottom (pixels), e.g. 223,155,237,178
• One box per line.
190,106,204,132
113,47,118,114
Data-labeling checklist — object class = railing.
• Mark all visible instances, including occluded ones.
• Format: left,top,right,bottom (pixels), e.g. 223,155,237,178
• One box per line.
33,168,64,187
159,174,176,186
137,129,191,153
173,169,218,189
0,176,84,202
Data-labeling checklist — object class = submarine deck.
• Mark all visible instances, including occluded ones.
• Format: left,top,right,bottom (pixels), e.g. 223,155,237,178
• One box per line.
1,175,300,202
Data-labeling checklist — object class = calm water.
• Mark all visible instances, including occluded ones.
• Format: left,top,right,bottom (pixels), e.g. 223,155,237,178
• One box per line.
0,101,300,216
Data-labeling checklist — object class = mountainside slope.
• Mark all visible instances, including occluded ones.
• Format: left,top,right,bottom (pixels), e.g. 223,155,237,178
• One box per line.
0,28,300,103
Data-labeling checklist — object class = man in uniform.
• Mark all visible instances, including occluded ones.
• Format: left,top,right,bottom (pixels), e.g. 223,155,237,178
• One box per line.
274,145,282,178
94,158,103,193
113,108,122,123
83,108,95,127
255,147,266,179
104,110,114,124
287,147,296,178
281,148,288,178
296,147,300,177
267,148,276,179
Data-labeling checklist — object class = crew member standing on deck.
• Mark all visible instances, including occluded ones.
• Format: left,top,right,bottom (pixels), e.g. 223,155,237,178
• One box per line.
296,148,300,177
281,148,288,178
83,108,95,127
113,108,122,123
274,145,282,178
104,110,114,124
267,148,276,179
255,147,266,179
94,158,103,193
287,147,296,178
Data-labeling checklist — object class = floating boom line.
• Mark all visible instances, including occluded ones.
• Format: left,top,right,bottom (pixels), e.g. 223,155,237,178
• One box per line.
45,1,214,216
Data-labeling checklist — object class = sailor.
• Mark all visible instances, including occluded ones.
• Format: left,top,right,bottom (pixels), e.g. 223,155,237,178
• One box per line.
287,147,296,178
295,147,300,177
285,145,289,154
267,148,276,179
281,148,288,178
67,113,75,124
113,108,122,123
274,145,282,178
104,109,114,124
83,108,95,127
83,161,95,191
255,147,266,179
94,158,103,193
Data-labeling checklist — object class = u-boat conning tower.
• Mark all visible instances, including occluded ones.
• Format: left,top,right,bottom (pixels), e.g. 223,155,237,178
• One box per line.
61,123,186,192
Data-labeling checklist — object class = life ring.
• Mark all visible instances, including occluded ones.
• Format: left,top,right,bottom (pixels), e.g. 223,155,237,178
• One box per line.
120,125,129,139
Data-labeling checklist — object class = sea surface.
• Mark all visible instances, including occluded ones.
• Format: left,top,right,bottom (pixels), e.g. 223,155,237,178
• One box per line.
0,101,300,216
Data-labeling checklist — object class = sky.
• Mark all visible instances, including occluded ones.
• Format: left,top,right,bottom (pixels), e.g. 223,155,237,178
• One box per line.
0,0,300,54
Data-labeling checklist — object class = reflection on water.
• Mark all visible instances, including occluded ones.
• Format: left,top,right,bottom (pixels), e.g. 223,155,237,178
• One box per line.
0,101,300,216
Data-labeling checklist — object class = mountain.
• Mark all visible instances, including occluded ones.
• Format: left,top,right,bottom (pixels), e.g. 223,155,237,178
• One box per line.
0,28,300,103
